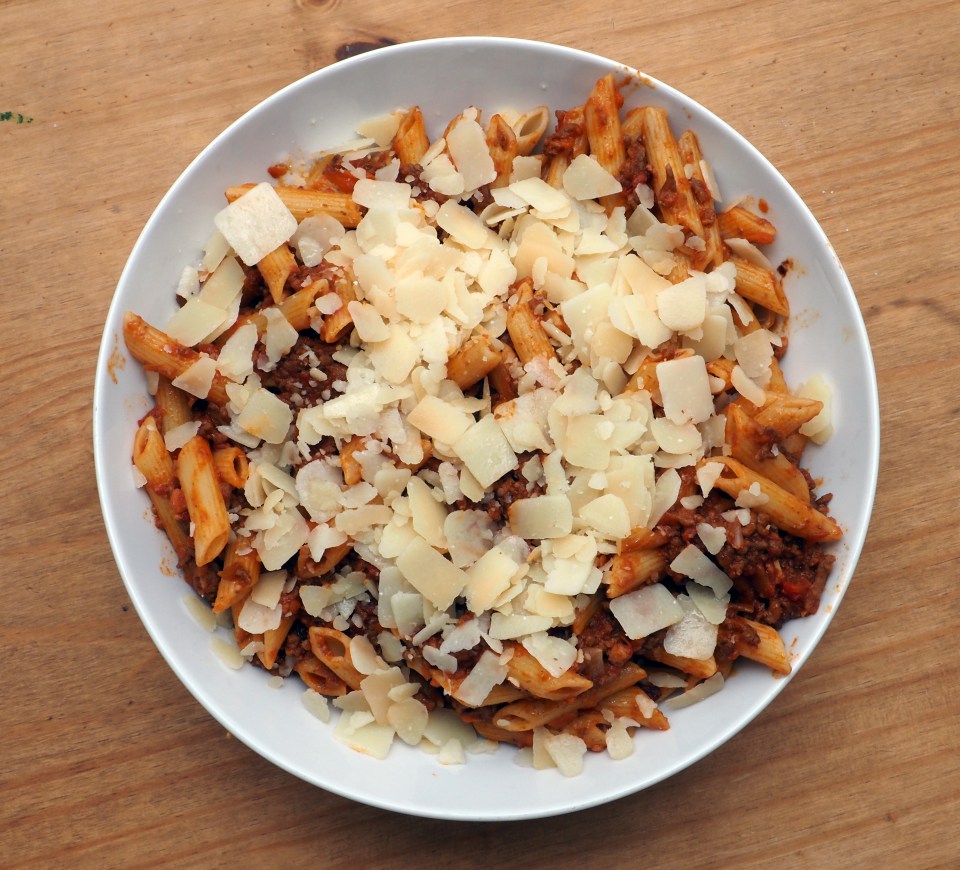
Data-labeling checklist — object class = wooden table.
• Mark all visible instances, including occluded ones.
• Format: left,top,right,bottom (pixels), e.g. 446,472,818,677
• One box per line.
4,1,958,866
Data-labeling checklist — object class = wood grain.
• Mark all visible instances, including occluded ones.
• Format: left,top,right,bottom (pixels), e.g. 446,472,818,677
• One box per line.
2,0,959,866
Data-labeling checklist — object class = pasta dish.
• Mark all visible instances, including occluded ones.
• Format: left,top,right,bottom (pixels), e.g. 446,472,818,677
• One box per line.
123,74,839,775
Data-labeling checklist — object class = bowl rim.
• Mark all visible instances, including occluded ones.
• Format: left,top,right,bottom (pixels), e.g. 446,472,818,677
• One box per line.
93,35,880,820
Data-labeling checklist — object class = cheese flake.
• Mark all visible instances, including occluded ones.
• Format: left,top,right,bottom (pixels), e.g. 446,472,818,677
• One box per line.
453,415,518,488
214,182,298,266
446,118,496,191
609,582,684,639
236,388,293,444
562,154,623,200
165,298,227,347
164,420,201,452
395,536,467,611
171,354,218,400
656,356,714,425
669,544,733,597
508,495,573,539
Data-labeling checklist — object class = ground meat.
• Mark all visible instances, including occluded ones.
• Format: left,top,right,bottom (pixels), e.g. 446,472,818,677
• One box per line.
656,487,835,628
183,560,219,602
288,261,344,294
257,333,347,407
618,136,651,209
450,458,544,523
399,163,451,206
714,616,761,666
542,108,586,158
657,165,680,213
240,262,266,303
689,177,717,227
576,604,634,681
193,400,232,447
351,599,383,640
283,623,311,664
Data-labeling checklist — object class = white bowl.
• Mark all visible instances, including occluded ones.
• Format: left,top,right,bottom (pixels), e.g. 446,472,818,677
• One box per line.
94,36,880,820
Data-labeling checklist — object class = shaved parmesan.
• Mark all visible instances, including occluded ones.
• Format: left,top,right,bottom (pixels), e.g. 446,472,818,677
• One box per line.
650,416,703,455
488,613,554,640
387,697,429,745
609,583,684,639
696,522,727,555
509,495,573,539
466,546,519,614
164,420,201,452
446,118,496,191
455,650,509,706
657,356,714,425
211,636,245,669
563,154,623,200
395,536,467,611
453,415,518,488
236,388,292,444
663,603,718,660
798,373,833,444
250,570,287,609
171,354,219,399
543,733,587,777
696,461,725,497
521,632,577,678
406,476,448,550
214,182,297,266
605,718,636,760
165,298,227,347
407,395,473,444
663,672,724,709
657,276,707,332
303,689,331,722
686,580,729,625
649,468,681,528
577,494,631,539
237,597,283,634
183,593,216,632
216,323,257,382
731,364,766,407
669,544,733,596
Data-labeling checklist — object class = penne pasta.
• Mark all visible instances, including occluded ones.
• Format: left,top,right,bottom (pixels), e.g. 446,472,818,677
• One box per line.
718,205,777,244
511,105,549,156
392,106,430,164
725,403,811,502
506,647,593,702
446,333,502,390
212,445,249,490
678,129,724,269
214,537,261,613
225,184,363,227
584,74,625,181
308,626,365,690
485,114,518,188
123,313,230,405
295,654,349,697
606,549,667,598
177,436,231,566
257,243,297,304
707,457,842,541
634,105,704,236
296,541,352,579
133,417,175,490
258,614,296,670
154,376,192,433
732,255,789,316
731,617,791,675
